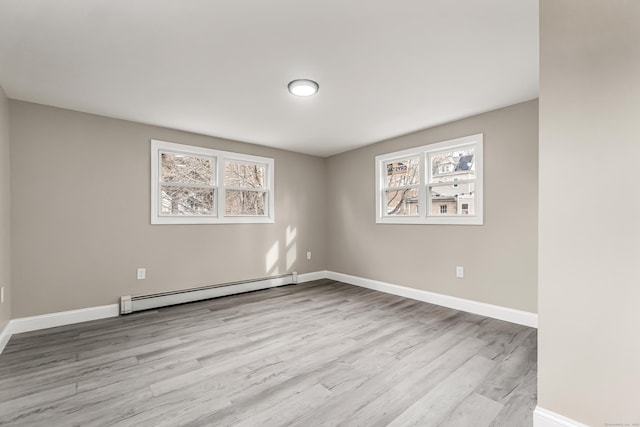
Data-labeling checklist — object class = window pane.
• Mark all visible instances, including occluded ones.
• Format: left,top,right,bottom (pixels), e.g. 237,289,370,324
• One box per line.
385,158,419,187
429,182,475,215
385,187,419,216
430,148,475,183
225,161,266,188
161,186,214,216
226,190,266,216
161,153,213,185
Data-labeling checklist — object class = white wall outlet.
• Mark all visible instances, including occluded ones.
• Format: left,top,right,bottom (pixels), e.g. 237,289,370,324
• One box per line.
456,266,464,278
137,268,146,280
0,286,4,303
306,251,312,260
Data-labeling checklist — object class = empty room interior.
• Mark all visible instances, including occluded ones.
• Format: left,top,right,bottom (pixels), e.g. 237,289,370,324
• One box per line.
0,1,638,426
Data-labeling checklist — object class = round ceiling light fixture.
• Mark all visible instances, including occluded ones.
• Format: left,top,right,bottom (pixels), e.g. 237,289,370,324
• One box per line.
288,79,319,97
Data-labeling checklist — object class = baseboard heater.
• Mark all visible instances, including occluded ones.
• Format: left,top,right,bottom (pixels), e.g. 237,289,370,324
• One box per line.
120,272,298,314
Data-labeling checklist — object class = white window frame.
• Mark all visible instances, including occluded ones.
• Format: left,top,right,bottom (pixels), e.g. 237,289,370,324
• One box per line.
151,139,275,224
375,134,483,225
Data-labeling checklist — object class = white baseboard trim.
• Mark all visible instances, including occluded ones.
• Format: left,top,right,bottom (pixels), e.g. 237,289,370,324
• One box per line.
0,322,12,354
297,270,329,283
0,272,331,354
533,406,590,427
0,270,536,355
0,304,119,355
326,271,538,328
10,304,120,335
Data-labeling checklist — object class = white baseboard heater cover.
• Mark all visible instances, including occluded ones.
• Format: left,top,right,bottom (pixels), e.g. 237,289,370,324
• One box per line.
120,272,297,315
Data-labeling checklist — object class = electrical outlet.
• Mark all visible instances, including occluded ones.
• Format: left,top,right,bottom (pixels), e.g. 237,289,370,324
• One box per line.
456,266,464,278
137,268,146,280
306,251,312,260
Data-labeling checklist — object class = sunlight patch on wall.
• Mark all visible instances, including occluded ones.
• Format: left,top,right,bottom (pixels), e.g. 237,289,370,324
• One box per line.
286,225,297,271
286,225,297,246
287,242,297,270
266,241,279,275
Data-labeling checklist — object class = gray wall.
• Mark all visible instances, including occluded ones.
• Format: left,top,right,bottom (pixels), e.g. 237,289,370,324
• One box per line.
539,1,640,425
326,100,538,313
0,86,10,330
9,99,539,319
9,101,327,317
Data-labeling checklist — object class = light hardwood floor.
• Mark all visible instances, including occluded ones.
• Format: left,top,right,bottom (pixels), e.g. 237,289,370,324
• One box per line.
0,279,537,426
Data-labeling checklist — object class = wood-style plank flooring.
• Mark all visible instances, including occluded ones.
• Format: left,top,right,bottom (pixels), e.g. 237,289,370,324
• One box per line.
0,279,537,426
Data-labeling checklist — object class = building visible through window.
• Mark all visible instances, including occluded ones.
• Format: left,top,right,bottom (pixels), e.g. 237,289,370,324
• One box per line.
375,134,483,225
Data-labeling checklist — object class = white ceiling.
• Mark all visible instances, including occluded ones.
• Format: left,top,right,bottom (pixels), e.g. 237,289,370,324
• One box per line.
0,0,538,157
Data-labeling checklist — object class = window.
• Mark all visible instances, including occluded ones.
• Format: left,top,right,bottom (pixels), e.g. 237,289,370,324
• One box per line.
375,134,483,225
382,158,420,216
151,140,274,224
224,160,267,216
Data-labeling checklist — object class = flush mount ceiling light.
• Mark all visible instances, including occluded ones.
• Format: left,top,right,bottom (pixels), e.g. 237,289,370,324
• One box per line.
288,79,319,97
